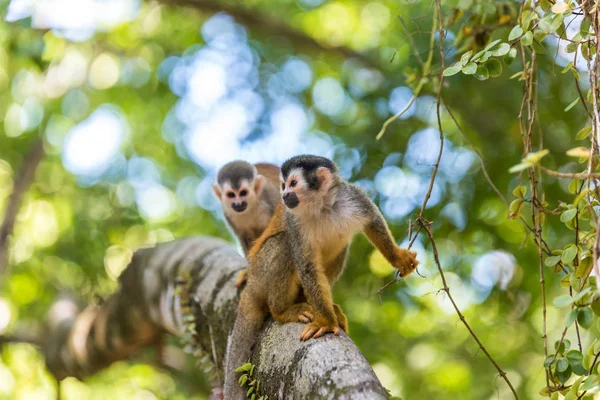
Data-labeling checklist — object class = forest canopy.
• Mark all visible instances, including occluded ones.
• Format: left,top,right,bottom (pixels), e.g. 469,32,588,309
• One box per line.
1,0,599,399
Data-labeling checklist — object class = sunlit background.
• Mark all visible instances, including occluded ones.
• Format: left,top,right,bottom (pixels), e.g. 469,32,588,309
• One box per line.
0,0,596,399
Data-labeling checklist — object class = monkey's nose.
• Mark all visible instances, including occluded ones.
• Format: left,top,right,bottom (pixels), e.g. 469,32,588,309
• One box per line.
232,202,247,212
283,193,299,209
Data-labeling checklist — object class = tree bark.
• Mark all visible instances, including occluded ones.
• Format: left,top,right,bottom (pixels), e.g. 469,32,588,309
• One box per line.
0,140,44,274
42,237,388,399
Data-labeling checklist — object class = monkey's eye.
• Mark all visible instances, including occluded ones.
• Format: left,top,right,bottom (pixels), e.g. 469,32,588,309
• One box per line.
290,180,297,188
227,192,235,198
281,183,285,191
240,189,248,196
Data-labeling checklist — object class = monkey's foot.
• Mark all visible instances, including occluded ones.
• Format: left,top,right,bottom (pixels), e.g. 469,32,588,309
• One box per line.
299,318,340,341
234,269,248,288
393,249,419,277
333,304,349,333
273,303,315,324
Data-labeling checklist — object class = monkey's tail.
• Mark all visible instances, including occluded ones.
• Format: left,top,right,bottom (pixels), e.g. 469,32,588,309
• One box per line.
224,293,266,399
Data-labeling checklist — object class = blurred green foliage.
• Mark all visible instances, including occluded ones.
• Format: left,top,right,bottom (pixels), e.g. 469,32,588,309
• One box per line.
0,0,597,399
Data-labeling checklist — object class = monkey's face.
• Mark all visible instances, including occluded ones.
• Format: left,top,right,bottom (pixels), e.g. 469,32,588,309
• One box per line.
213,179,257,214
281,167,331,211
281,169,305,209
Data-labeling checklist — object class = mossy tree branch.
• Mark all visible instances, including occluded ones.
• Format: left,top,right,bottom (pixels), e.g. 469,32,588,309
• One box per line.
40,237,387,399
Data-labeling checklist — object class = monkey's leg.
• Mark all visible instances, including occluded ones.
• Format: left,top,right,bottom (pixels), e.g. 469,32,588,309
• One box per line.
333,304,349,333
224,291,267,400
297,261,341,341
364,214,418,277
268,272,312,324
272,302,315,324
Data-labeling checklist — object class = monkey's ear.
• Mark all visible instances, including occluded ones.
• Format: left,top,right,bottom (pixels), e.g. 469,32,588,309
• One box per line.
316,167,332,190
254,175,265,194
212,183,222,199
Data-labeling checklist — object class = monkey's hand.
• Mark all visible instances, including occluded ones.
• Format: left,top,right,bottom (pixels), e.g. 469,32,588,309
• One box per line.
392,248,419,277
234,269,248,288
333,304,349,333
299,316,340,341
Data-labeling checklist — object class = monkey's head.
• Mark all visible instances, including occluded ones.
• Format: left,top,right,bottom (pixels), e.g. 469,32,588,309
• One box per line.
213,161,265,214
280,155,338,212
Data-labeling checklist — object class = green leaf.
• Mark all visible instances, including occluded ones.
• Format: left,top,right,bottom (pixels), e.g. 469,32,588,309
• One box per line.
521,31,533,46
572,362,588,376
581,19,591,36
568,179,580,194
567,349,584,366
555,365,572,384
562,245,578,264
443,65,462,76
534,30,548,43
235,363,253,373
471,49,487,62
545,256,561,267
572,377,583,394
462,63,477,75
484,39,502,51
557,357,569,372
560,208,577,223
566,309,577,327
565,97,580,112
509,162,530,173
532,39,547,54
562,61,574,74
509,25,523,41
573,287,592,302
485,58,503,77
566,42,579,53
576,257,593,279
491,43,510,57
576,126,592,140
460,50,473,65
593,339,600,354
523,149,549,164
556,339,571,353
553,295,573,308
581,374,598,391
512,186,526,198
544,354,556,367
591,298,600,317
538,19,553,33
474,65,489,81
508,199,525,219
504,48,517,65
578,307,594,329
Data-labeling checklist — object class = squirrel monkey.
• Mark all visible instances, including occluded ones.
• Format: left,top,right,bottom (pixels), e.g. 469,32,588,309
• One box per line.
223,155,418,399
213,161,280,286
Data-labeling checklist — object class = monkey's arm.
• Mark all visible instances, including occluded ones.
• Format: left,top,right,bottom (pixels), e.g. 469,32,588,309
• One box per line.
356,188,418,277
323,247,349,333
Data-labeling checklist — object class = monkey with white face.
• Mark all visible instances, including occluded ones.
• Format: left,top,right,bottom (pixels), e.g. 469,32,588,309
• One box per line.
224,155,418,399
280,155,419,339
212,161,281,258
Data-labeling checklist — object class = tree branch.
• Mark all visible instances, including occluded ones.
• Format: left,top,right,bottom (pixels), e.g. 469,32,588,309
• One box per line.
159,0,381,70
41,237,387,398
0,140,44,275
